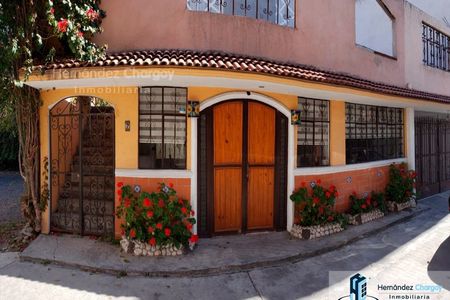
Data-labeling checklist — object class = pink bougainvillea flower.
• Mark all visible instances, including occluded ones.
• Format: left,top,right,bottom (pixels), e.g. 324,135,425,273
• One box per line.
149,237,156,246
86,8,99,21
50,7,55,15
57,19,68,33
146,211,154,218
164,228,171,237
156,223,163,230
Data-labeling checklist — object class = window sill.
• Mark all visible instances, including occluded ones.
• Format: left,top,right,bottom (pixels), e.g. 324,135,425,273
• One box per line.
356,44,397,61
115,169,192,178
293,158,407,176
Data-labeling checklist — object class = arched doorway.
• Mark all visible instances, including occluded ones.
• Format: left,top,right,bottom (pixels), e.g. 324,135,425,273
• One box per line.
197,99,288,237
49,96,115,237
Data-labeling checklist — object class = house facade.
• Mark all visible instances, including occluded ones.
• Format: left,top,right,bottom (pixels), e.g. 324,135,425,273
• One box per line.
26,0,450,238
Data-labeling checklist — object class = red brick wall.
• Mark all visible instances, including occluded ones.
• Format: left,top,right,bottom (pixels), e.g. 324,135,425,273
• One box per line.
114,176,191,238
294,165,390,213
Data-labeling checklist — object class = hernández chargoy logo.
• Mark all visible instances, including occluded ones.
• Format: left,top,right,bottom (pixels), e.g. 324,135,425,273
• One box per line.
338,273,379,300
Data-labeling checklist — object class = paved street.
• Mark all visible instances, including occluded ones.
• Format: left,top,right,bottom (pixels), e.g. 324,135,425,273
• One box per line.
0,195,449,300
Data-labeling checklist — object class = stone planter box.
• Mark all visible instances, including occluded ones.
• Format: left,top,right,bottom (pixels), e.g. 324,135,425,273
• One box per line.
347,209,384,225
387,201,412,212
290,223,344,240
120,237,184,256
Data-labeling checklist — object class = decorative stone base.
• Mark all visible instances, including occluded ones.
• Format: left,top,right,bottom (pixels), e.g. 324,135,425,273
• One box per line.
290,223,344,240
347,209,384,225
120,238,184,256
387,201,412,212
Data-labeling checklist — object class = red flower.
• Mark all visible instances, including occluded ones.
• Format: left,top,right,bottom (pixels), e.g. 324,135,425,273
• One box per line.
316,179,322,185
158,199,165,208
185,222,193,231
129,228,136,238
146,211,154,218
86,8,99,21
189,235,199,243
411,172,417,179
118,196,122,202
327,215,334,222
149,237,156,246
334,192,339,197
318,206,325,215
50,7,55,15
117,190,122,196
352,191,357,196
301,181,306,188
117,182,123,188
361,204,367,209
143,198,151,208
191,210,195,216
57,19,68,33
121,229,125,236
313,197,320,205
124,198,131,208
181,207,188,215
325,191,331,198
148,226,154,234
169,182,174,188
156,223,163,230
164,228,171,237
77,31,84,38
178,199,184,205
329,185,336,192
366,198,371,206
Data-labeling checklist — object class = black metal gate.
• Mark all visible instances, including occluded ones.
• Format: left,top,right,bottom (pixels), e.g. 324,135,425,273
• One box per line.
415,113,450,199
50,97,115,236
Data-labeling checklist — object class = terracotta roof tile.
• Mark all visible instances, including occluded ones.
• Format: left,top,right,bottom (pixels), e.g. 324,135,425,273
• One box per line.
36,49,450,104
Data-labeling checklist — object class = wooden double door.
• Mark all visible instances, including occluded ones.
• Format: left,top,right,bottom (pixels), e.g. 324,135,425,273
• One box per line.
197,100,288,236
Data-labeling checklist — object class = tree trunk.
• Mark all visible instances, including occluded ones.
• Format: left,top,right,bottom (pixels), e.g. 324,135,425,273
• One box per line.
15,86,41,233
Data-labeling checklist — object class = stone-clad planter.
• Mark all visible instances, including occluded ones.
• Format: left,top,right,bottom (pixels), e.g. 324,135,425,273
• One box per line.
120,238,184,256
290,223,344,240
387,201,412,212
347,209,384,225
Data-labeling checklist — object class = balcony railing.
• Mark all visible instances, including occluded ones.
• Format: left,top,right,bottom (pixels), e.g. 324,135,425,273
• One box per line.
422,23,450,72
187,0,295,28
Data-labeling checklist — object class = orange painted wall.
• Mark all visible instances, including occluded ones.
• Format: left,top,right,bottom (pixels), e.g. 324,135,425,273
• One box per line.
294,165,390,213
114,177,191,238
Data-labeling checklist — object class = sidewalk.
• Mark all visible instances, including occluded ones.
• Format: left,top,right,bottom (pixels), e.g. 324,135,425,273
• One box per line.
20,201,431,277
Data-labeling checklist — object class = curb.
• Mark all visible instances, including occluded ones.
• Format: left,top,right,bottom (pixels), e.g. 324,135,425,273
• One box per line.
20,207,429,278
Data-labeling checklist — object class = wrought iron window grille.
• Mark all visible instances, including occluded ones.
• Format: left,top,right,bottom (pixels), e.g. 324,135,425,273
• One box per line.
187,0,295,28
138,87,188,170
345,103,404,164
422,23,450,72
297,97,330,167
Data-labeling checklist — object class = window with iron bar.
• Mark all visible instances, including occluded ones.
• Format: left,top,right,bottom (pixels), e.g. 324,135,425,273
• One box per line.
297,97,330,167
422,23,450,72
187,0,295,28
139,87,187,169
345,103,404,164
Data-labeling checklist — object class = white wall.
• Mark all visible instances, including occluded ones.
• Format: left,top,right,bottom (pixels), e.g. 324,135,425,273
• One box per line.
356,0,395,56
404,2,450,96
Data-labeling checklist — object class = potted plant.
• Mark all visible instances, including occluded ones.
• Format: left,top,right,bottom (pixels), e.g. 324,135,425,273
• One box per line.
116,182,198,256
347,191,386,225
385,163,417,212
290,180,347,240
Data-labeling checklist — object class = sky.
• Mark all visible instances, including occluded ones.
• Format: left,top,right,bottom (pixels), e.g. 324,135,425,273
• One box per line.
407,0,450,25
